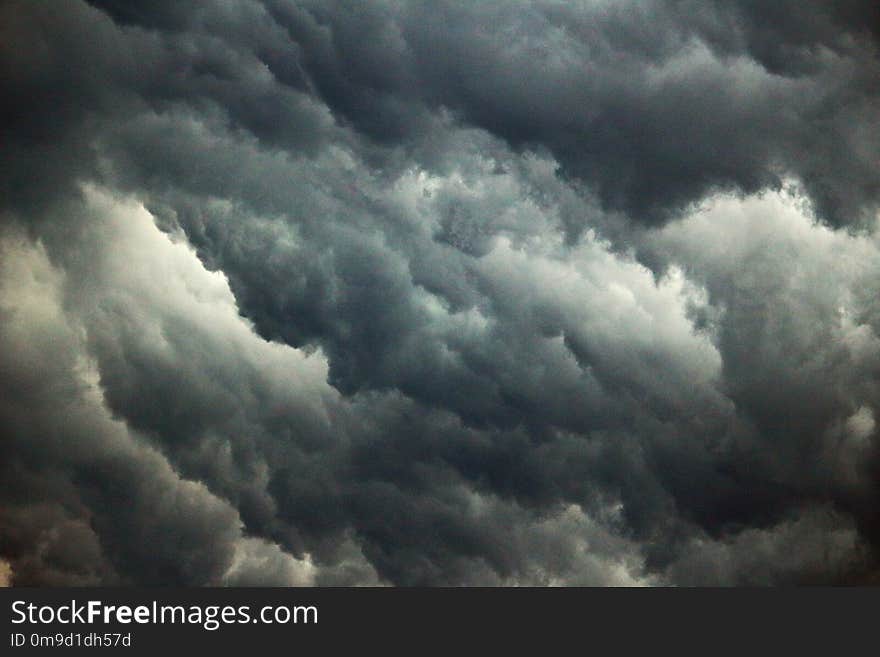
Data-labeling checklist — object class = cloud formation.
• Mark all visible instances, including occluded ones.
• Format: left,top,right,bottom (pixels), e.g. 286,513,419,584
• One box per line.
1,0,879,585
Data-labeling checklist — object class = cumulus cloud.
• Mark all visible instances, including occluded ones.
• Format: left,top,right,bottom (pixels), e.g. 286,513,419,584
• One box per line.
1,0,879,585
0,215,316,585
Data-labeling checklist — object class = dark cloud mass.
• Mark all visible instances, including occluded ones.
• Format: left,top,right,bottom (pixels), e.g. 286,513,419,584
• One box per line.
1,0,879,585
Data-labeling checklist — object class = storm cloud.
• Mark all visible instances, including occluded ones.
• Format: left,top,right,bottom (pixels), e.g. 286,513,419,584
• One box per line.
1,0,879,585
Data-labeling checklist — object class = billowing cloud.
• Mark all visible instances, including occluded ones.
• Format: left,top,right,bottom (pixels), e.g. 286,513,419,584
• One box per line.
0,0,878,585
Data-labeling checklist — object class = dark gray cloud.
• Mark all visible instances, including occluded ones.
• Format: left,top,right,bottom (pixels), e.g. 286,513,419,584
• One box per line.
88,0,880,227
1,0,879,586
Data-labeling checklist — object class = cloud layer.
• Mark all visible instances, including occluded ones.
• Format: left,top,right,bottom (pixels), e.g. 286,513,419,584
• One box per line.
1,0,879,585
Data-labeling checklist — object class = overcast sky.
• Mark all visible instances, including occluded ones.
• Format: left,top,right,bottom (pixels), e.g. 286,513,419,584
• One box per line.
1,0,879,586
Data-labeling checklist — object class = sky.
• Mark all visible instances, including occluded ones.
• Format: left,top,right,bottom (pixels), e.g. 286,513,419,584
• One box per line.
1,0,879,586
